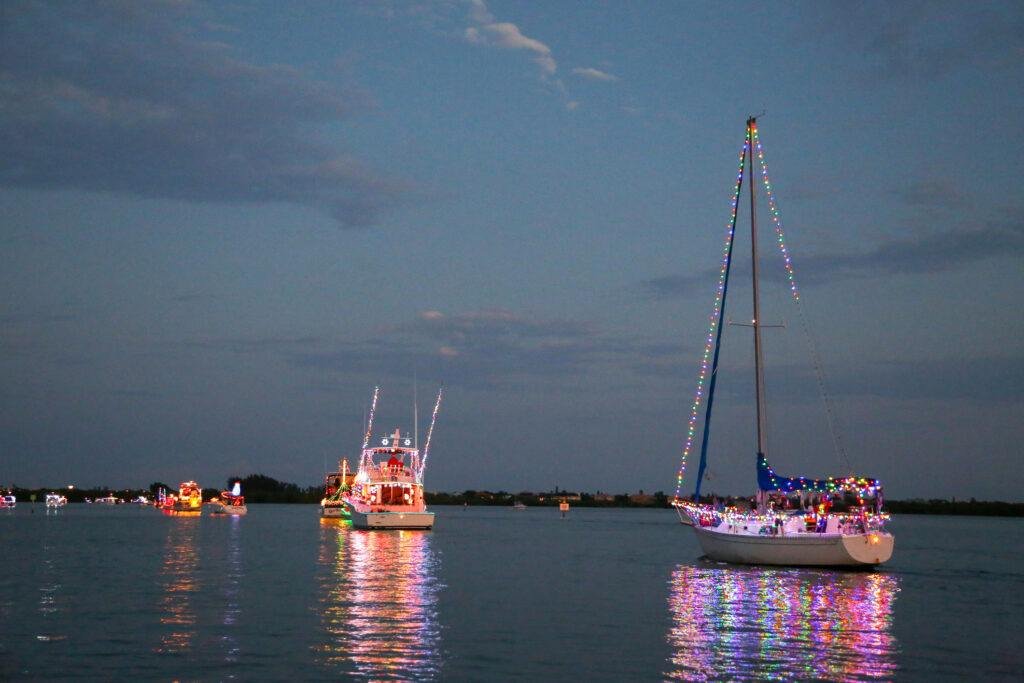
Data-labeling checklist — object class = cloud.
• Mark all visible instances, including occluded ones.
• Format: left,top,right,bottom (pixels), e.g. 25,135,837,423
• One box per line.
807,3,1024,82
464,1,558,78
793,217,1024,282
891,180,969,209
765,355,1024,404
645,212,1024,295
641,273,706,298
572,67,618,82
291,308,620,388
0,1,405,227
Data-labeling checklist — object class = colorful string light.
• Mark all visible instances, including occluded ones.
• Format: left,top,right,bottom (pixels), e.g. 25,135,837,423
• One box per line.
750,123,800,302
418,386,443,481
361,385,379,452
673,132,749,503
751,123,851,471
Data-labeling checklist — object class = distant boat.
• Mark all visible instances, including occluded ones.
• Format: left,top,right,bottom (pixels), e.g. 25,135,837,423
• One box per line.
559,500,569,517
94,494,118,505
171,481,202,512
512,501,527,511
0,494,15,509
208,481,247,516
45,493,67,509
341,386,441,530
672,118,894,567
320,459,353,518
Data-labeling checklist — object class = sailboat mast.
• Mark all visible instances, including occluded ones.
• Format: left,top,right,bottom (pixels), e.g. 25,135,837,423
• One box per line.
748,117,768,458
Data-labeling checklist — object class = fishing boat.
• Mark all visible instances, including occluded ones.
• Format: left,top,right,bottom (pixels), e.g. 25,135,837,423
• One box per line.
171,481,203,512
208,482,247,515
45,492,67,508
671,118,894,567
341,386,442,530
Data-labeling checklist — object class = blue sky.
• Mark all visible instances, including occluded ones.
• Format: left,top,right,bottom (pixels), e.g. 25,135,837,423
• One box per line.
2,0,1022,499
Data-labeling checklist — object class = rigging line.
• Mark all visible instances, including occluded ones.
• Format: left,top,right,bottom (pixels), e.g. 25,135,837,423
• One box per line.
693,135,746,501
751,127,852,473
673,131,749,502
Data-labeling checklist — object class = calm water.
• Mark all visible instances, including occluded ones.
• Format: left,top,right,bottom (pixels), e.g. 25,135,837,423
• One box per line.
1,505,1021,680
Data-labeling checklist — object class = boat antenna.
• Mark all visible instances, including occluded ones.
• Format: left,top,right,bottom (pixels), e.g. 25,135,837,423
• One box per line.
419,385,443,478
362,385,379,451
414,373,419,450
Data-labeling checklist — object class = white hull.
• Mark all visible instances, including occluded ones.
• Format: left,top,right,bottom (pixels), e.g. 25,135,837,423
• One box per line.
693,525,894,567
320,504,349,518
209,504,247,515
350,508,434,530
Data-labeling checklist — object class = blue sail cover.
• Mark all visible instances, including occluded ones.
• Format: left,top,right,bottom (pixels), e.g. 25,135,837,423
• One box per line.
757,454,880,494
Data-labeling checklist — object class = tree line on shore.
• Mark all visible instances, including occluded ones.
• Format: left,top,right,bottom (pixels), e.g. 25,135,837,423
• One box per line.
5,475,1023,516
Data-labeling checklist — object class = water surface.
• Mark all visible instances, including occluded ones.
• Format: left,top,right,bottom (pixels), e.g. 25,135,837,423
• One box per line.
0,505,1020,680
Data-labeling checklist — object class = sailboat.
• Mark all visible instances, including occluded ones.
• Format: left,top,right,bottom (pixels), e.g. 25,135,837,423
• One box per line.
672,118,894,567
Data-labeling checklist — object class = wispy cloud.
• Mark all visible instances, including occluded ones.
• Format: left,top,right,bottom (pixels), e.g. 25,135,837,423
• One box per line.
291,308,625,388
0,1,406,227
464,1,558,78
644,211,1024,294
572,67,618,82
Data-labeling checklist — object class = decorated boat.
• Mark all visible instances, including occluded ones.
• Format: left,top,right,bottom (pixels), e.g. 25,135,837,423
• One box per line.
94,494,119,504
1,493,16,509
671,118,894,566
171,481,203,512
45,492,68,508
320,459,354,518
341,386,442,530
208,481,247,515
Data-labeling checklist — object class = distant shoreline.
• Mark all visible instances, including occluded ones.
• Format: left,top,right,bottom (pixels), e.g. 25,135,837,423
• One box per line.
5,482,1022,517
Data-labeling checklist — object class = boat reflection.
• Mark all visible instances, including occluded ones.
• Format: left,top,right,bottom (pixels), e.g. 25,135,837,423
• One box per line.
666,563,899,681
219,514,243,665
315,519,441,679
155,515,200,654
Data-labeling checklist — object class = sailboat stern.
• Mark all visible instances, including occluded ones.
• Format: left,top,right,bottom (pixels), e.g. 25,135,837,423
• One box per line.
840,531,894,565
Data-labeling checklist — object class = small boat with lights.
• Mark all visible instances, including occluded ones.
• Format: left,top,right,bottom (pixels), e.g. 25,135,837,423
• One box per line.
671,118,893,567
45,492,68,508
320,459,354,518
1,493,16,509
208,482,247,515
170,481,203,512
342,386,442,530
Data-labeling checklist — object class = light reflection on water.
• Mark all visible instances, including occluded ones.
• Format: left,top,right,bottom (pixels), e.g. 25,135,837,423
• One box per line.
666,563,900,681
315,520,442,680
220,515,243,667
155,513,200,654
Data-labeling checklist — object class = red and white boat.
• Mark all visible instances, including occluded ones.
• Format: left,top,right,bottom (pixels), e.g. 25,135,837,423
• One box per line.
341,386,442,530
208,481,247,515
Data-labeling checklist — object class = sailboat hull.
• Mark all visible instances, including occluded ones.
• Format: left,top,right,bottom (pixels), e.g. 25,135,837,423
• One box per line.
692,526,894,567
